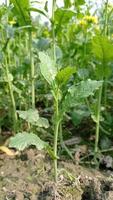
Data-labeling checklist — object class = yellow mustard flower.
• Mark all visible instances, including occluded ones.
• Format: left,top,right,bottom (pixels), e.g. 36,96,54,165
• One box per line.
79,19,87,27
8,20,16,25
83,15,98,24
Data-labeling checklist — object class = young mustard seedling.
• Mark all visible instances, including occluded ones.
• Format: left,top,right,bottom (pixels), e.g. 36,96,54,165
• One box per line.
39,50,102,181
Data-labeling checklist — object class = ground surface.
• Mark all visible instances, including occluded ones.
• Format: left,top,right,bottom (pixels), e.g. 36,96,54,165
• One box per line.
0,149,113,200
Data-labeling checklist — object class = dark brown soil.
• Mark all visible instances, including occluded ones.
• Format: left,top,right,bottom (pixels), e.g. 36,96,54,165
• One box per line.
0,149,113,200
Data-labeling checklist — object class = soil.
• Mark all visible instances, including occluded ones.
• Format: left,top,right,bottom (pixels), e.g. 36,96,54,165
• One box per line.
0,148,113,200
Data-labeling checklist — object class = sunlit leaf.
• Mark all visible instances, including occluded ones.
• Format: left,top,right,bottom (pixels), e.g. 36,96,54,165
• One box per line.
39,52,57,85
17,109,39,124
9,132,47,151
55,8,76,25
92,35,113,62
36,117,49,128
56,66,76,86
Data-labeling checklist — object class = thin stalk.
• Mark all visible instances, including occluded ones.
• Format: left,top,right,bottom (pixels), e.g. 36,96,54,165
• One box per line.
103,0,109,106
103,78,107,106
94,0,109,161
29,31,35,109
94,84,103,158
4,57,17,130
53,90,60,182
51,0,59,182
52,0,56,66
104,0,109,36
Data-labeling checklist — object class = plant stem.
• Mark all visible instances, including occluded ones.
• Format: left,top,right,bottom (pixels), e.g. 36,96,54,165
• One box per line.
29,31,35,109
103,0,109,106
104,0,109,36
4,57,17,130
51,0,59,182
94,84,103,158
53,90,60,182
52,0,56,65
94,0,109,161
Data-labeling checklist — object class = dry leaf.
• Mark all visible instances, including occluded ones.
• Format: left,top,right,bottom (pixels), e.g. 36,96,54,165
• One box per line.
0,146,19,156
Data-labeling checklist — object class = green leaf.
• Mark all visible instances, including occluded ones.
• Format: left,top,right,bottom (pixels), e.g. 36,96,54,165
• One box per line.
92,35,113,62
64,0,71,8
10,0,31,26
37,38,50,51
30,7,48,19
55,8,76,25
9,132,47,151
17,109,39,124
56,66,76,86
74,0,85,6
95,63,112,79
36,117,49,128
62,79,102,113
71,107,90,126
39,52,57,85
69,79,102,99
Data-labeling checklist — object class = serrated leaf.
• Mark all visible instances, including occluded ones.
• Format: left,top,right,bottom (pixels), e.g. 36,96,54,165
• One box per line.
36,117,49,128
56,66,76,86
69,79,102,99
92,35,113,62
17,109,39,124
9,132,47,151
39,52,57,84
62,79,102,113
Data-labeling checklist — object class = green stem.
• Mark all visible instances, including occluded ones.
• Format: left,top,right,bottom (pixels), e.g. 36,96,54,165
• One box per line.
53,91,60,182
104,0,109,36
103,0,109,106
4,57,17,130
29,31,35,109
94,0,109,161
51,0,59,182
103,78,107,106
94,84,103,158
52,0,56,66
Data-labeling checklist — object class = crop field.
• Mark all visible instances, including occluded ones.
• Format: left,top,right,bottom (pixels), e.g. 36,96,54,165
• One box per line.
0,0,113,199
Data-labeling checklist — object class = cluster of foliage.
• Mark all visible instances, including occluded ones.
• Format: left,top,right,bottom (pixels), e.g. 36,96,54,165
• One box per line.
0,0,113,181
